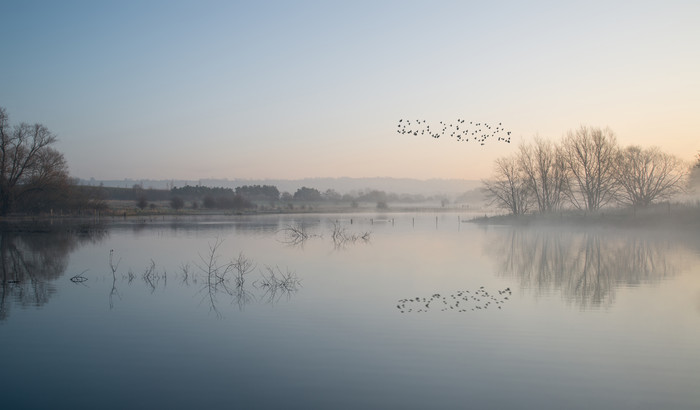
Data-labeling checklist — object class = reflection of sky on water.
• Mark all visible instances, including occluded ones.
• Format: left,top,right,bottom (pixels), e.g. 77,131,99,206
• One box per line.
3,215,699,317
1,214,699,409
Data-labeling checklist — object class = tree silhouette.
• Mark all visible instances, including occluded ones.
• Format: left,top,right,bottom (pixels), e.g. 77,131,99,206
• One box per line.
482,155,531,215
614,146,687,207
518,137,567,212
0,107,70,215
561,126,619,211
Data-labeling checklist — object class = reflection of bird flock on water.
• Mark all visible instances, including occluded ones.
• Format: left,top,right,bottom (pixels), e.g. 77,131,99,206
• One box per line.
397,119,511,144
397,287,512,313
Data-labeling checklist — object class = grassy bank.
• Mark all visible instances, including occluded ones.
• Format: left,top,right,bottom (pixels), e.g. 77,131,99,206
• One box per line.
469,203,700,229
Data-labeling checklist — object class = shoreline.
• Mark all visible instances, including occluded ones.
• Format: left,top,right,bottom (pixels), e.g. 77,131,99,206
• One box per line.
0,205,482,232
1,203,698,232
468,205,700,230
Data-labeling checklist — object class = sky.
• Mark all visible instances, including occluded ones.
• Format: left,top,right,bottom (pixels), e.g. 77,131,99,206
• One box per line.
1,0,699,181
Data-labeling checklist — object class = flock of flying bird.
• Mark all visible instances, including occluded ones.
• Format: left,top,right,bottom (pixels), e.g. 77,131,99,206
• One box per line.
397,119,512,145
396,287,512,313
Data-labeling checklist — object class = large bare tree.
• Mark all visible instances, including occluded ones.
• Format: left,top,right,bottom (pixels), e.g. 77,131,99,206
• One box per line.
0,107,66,215
613,146,688,207
518,137,567,213
689,152,700,192
561,126,618,211
482,155,531,215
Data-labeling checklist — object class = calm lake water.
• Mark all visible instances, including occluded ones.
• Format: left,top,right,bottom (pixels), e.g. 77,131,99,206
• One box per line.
1,213,699,409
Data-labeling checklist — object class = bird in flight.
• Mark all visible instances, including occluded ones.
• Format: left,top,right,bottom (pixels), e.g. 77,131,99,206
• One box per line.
396,118,511,144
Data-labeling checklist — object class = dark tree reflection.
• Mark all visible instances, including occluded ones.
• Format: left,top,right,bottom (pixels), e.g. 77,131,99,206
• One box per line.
487,228,683,308
0,227,105,320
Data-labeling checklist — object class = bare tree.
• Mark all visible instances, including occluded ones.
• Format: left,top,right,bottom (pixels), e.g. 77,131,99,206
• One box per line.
136,196,148,210
518,137,567,213
17,147,73,211
689,151,700,192
561,126,619,211
482,155,531,215
613,146,688,207
0,107,65,215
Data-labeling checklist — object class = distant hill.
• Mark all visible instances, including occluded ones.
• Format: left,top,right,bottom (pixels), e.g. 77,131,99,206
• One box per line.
78,177,482,197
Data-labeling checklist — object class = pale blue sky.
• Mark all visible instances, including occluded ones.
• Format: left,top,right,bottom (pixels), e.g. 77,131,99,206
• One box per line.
2,0,698,180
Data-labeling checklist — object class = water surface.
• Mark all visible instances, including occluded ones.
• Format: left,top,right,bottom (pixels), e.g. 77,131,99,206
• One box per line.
1,213,699,409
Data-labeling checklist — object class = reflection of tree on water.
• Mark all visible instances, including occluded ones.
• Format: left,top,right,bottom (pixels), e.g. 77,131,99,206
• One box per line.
0,228,105,320
488,228,680,308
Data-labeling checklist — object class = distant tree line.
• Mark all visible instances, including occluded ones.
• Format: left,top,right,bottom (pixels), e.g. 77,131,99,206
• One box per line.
124,185,172,201
87,183,455,212
483,126,691,215
170,185,252,210
166,185,449,210
235,185,280,202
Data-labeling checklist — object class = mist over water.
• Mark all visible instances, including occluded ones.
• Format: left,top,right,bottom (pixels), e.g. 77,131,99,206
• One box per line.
1,213,699,409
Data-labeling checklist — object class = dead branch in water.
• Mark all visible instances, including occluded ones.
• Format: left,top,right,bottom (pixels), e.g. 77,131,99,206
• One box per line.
109,249,121,275
255,265,302,303
232,252,255,288
180,263,191,285
196,238,236,317
278,224,320,246
70,269,89,284
330,221,371,248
